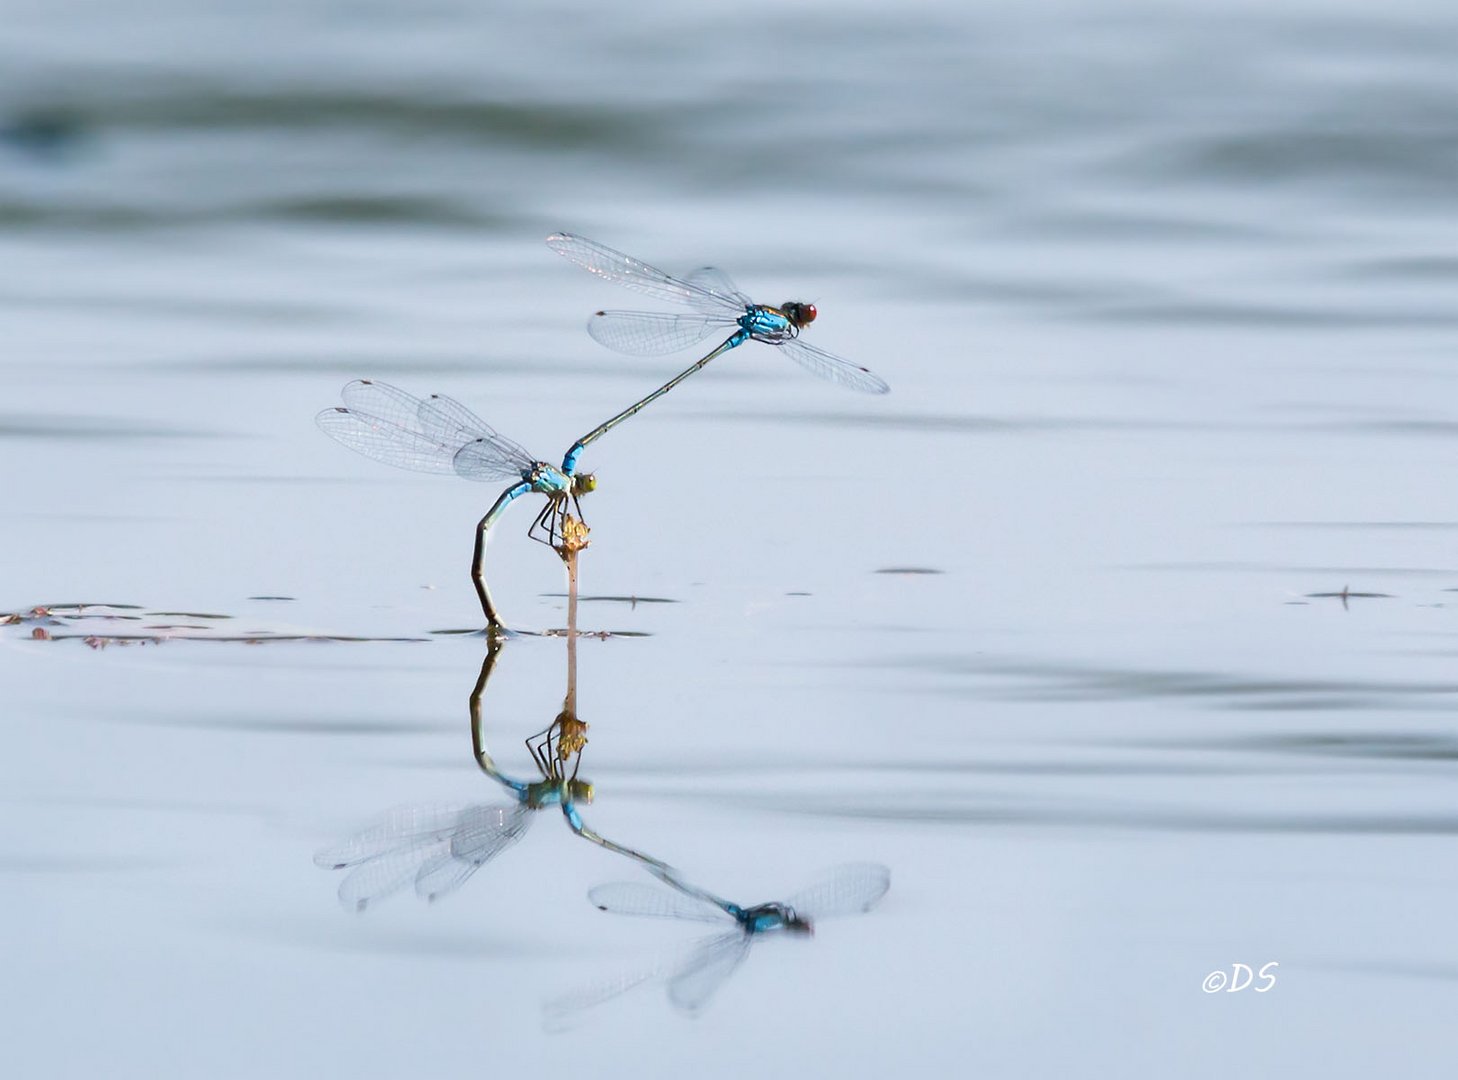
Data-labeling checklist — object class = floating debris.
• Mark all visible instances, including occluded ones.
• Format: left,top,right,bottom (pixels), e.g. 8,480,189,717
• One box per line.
2,600,427,646
1305,585,1394,611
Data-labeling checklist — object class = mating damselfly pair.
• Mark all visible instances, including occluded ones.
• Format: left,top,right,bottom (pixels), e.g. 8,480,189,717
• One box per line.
320,811,889,1018
319,803,889,1018
314,630,891,1020
317,233,890,630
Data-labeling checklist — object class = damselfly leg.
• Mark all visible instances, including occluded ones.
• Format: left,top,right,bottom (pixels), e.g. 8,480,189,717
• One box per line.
526,493,586,550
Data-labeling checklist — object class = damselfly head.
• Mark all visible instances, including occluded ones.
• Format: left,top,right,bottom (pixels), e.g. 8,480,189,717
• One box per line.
784,908,814,937
782,301,817,328
572,472,597,496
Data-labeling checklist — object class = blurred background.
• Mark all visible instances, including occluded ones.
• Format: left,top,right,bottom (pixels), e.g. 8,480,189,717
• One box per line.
3,0,1457,1075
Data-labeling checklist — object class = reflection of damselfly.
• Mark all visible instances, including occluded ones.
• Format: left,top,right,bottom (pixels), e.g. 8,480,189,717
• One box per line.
317,379,595,630
547,863,890,1020
547,233,890,473
313,645,593,910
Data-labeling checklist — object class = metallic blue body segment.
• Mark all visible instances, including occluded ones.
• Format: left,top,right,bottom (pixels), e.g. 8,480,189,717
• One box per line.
487,480,531,523
524,781,568,809
743,906,790,933
527,463,573,495
562,801,586,832
739,306,793,341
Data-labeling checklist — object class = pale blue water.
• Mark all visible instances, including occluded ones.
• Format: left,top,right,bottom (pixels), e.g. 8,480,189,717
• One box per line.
3,1,1458,1076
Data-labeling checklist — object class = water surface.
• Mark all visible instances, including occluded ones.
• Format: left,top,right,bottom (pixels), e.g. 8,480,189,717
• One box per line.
4,1,1458,1076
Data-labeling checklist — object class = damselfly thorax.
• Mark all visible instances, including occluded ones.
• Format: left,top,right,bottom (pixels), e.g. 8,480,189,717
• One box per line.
740,301,817,344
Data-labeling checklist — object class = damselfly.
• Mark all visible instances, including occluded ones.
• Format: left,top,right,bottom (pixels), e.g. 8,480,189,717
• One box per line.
316,379,595,630
547,862,890,1019
314,643,595,910
547,233,889,473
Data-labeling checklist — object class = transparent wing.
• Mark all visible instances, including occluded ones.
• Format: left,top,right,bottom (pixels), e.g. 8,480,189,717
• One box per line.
337,846,442,912
450,439,536,483
341,380,533,460
586,310,728,356
547,233,747,315
542,959,664,1032
587,881,731,923
783,863,891,921
667,931,754,1014
777,339,891,395
418,393,490,438
449,804,530,861
318,380,535,481
683,266,753,313
314,803,524,912
313,805,473,869
413,806,532,903
423,392,532,460
342,381,473,442
318,406,467,476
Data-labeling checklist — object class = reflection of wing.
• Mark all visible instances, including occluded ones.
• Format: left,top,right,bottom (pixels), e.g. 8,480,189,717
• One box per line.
413,805,533,903
667,931,754,1014
314,803,527,912
541,959,663,1033
335,848,432,912
684,266,753,313
778,339,890,395
317,380,536,480
317,804,474,912
314,805,469,868
547,233,746,315
541,929,751,1030
586,310,726,356
587,881,729,923
783,863,891,921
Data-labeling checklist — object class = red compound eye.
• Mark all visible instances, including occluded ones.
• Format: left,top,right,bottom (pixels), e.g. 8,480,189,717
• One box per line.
783,302,817,327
